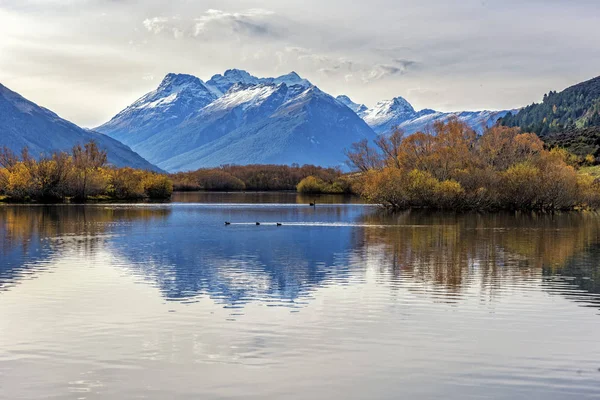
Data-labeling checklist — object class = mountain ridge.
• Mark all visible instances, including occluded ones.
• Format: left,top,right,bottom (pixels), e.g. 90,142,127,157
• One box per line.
0,83,161,171
96,69,514,172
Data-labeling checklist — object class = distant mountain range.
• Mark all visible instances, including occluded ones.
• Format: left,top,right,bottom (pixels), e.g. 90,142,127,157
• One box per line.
97,71,374,171
97,69,511,171
7,69,599,174
0,83,160,171
0,68,524,173
336,94,512,135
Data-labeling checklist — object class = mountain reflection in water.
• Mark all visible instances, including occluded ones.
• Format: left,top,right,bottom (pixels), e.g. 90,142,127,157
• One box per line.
2,204,600,308
1,199,600,400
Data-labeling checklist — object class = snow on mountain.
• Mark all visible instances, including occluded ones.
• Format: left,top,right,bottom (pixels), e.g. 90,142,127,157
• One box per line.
267,71,312,88
361,97,419,133
356,95,511,135
97,71,373,171
336,95,368,114
158,84,374,172
97,73,217,146
205,69,261,96
95,68,514,172
203,83,281,112
205,69,312,97
397,109,514,134
0,83,161,171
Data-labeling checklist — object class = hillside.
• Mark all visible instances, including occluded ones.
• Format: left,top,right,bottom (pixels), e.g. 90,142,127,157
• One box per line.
500,75,600,136
544,126,600,159
0,83,160,171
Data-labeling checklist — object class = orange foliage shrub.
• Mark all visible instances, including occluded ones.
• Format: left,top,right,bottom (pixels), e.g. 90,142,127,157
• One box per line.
348,118,600,211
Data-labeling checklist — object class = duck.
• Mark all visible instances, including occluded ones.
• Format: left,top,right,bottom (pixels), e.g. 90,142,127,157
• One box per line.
256,222,261,226
276,223,282,226
224,222,231,225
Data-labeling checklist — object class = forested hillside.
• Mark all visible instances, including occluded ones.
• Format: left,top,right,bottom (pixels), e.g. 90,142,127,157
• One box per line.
500,76,600,136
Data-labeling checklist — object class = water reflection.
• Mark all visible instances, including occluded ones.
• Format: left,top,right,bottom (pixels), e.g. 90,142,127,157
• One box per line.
1,204,600,309
358,211,600,298
0,205,171,292
2,202,600,399
171,191,363,204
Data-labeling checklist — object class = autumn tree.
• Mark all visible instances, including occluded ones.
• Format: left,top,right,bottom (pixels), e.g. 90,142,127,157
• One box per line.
71,141,108,200
344,139,384,172
375,128,404,169
348,119,600,211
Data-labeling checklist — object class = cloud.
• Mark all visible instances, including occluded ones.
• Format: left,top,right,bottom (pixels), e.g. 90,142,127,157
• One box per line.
143,17,170,34
193,9,276,38
141,9,279,41
393,59,418,69
277,46,418,83
3,0,600,125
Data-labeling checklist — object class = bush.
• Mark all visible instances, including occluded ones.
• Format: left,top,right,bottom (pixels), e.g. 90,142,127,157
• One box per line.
196,170,246,191
170,164,344,192
0,142,174,202
297,176,326,193
106,168,146,199
349,120,600,211
143,174,173,199
297,175,353,194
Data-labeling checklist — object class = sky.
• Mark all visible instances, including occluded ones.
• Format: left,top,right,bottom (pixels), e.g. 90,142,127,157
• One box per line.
0,0,599,128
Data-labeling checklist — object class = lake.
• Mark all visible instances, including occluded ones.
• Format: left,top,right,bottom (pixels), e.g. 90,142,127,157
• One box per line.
1,192,600,399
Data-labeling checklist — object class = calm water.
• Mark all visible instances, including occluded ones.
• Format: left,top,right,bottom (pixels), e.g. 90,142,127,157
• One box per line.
1,192,600,399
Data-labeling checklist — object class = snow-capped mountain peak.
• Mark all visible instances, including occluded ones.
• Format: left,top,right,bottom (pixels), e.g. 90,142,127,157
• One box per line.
336,95,368,115
206,70,312,96
362,96,416,128
270,71,312,87
128,73,215,111
96,72,217,141
223,68,258,81
158,73,203,90
206,69,260,95
352,93,511,135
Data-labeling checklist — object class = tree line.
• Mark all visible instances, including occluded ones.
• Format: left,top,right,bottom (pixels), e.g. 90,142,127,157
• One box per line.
345,118,600,211
0,141,173,202
171,164,350,193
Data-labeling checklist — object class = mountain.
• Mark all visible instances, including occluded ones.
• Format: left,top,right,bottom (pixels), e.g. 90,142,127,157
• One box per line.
398,109,513,134
97,71,372,172
339,94,511,135
336,95,368,114
96,73,218,145
96,68,514,172
500,75,600,136
158,84,373,172
0,83,160,171
205,69,311,96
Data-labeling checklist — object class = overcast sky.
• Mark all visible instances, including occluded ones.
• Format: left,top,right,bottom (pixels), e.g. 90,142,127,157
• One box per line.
1,0,599,127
